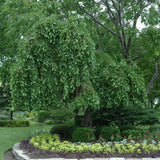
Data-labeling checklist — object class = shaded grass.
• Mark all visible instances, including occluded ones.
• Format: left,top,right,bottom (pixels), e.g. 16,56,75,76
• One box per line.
0,122,52,160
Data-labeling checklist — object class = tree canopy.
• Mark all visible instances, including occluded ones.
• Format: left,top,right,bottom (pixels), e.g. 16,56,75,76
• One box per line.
0,0,159,126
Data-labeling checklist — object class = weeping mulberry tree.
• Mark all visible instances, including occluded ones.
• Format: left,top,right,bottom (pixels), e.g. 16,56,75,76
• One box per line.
10,15,99,126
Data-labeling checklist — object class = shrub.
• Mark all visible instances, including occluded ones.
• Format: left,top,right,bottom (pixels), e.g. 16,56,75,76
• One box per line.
100,126,120,141
0,120,30,127
45,120,55,125
72,127,95,142
0,116,10,120
149,125,160,132
50,124,76,140
119,125,136,132
94,126,104,139
122,129,140,137
37,110,51,122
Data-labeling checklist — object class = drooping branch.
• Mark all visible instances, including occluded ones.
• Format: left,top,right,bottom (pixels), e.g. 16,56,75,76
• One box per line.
146,62,160,95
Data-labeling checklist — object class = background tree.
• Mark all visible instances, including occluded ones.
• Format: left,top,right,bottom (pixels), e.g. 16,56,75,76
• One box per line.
59,0,160,95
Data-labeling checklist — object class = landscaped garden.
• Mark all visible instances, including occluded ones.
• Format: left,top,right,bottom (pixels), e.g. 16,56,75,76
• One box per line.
18,124,160,159
0,0,160,160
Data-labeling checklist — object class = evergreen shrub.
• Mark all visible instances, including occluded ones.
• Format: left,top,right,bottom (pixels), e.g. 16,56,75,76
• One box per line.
100,126,120,141
50,124,76,140
149,125,160,132
122,129,140,137
72,127,95,142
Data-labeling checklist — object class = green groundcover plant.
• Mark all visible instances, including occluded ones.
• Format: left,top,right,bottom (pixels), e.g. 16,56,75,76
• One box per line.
20,133,160,158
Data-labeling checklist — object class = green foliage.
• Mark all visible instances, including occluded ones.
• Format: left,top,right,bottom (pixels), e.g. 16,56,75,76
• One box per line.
149,125,160,133
0,115,10,120
94,59,146,108
92,105,158,128
29,133,160,155
0,120,30,127
10,14,95,111
72,127,95,142
100,126,120,141
50,124,76,140
119,125,136,133
72,84,100,111
45,120,55,125
37,110,51,123
122,129,140,138
50,108,74,122
74,115,83,127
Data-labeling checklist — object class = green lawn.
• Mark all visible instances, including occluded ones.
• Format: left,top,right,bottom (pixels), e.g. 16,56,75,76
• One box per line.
0,122,52,160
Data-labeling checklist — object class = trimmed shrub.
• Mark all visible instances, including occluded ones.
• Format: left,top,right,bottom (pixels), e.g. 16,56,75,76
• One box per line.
0,120,30,127
0,116,10,120
72,127,95,142
50,124,76,140
122,129,140,137
100,126,120,141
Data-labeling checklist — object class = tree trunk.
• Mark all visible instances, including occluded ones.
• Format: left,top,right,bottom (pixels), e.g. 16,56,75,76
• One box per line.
83,108,93,128
146,63,160,95
10,111,13,120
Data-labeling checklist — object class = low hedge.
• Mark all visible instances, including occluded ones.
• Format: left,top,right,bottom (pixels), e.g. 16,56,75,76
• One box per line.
0,120,30,127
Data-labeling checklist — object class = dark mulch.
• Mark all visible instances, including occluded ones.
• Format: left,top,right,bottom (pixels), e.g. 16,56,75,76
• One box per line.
4,149,17,160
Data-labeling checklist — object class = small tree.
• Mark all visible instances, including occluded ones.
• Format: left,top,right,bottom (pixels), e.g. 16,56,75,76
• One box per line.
10,15,99,125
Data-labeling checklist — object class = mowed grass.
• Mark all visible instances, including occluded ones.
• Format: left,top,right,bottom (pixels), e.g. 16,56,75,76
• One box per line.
0,122,52,160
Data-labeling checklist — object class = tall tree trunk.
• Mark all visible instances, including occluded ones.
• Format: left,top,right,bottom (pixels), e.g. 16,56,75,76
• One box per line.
83,108,93,128
146,62,160,95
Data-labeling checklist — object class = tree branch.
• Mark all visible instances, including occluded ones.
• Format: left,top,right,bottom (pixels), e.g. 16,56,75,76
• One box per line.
146,62,160,95
78,5,119,37
103,0,118,26
111,0,119,12
127,56,139,63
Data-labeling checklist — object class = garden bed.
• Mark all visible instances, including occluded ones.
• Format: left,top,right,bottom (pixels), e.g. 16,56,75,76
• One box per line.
19,133,160,159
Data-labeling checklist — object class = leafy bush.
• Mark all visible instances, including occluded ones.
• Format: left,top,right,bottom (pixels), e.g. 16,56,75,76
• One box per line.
45,120,55,125
122,129,140,137
72,127,95,142
149,124,160,132
0,115,10,120
100,126,120,141
50,124,76,140
0,120,30,127
37,110,51,122
94,126,104,139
